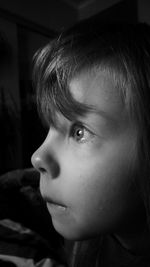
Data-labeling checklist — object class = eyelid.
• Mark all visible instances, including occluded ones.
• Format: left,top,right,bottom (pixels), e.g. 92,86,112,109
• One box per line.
75,121,95,135
71,121,93,133
70,121,95,141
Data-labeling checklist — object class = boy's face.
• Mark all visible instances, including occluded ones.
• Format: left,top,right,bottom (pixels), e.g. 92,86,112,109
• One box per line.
31,69,142,240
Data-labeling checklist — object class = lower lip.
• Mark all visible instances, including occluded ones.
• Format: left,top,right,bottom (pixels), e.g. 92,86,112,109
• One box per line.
47,202,68,217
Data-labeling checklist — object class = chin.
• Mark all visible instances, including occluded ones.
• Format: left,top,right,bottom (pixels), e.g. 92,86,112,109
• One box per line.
52,220,100,241
54,225,82,240
52,220,86,240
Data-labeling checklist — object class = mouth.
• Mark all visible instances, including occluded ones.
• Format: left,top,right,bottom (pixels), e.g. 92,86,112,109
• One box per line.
48,202,67,210
46,202,68,218
43,196,66,207
43,196,68,215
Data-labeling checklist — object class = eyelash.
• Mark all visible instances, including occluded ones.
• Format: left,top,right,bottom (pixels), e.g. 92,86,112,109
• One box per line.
69,122,94,143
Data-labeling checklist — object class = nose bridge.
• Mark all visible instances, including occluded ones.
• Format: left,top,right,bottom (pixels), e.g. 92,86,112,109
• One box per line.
31,132,60,178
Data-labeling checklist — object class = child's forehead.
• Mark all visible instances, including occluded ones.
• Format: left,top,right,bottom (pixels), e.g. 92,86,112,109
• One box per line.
49,67,130,134
41,65,129,129
69,67,124,118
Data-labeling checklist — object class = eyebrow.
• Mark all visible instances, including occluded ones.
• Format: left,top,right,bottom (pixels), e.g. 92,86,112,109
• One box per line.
42,96,115,130
79,104,116,124
45,108,117,137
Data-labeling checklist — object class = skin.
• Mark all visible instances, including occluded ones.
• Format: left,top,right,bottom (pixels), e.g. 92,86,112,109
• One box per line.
31,68,145,242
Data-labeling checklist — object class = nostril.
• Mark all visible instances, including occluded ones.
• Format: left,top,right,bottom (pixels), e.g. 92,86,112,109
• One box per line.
39,167,46,174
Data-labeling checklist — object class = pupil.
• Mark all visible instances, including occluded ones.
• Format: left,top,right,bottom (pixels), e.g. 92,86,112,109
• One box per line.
77,129,82,137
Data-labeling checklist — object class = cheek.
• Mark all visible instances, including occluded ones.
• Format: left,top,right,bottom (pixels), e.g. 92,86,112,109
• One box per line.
61,141,139,237
65,140,135,205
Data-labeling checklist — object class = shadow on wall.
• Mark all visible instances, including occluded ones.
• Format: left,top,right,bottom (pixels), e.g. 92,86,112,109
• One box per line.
0,32,21,174
0,30,46,175
0,86,21,174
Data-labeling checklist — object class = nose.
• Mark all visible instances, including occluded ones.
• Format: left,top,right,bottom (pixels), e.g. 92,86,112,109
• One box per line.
31,139,60,178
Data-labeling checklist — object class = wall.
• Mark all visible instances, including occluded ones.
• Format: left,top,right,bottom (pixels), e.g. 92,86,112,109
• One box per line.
0,0,77,32
0,17,22,173
0,16,50,173
138,0,150,24
0,0,131,31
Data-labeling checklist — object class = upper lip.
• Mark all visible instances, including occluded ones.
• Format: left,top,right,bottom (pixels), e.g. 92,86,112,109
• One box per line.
42,195,67,207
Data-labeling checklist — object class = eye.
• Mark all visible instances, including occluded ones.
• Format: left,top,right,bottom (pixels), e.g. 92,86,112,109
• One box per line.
70,123,94,143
